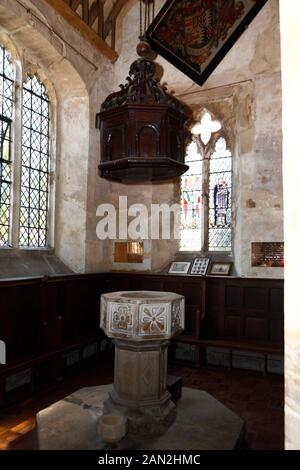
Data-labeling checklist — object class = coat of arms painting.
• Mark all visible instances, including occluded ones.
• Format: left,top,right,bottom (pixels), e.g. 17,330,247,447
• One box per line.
146,0,268,85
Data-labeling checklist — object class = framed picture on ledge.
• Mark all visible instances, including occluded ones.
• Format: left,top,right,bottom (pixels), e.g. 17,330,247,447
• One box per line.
209,262,233,276
168,261,191,275
190,257,210,276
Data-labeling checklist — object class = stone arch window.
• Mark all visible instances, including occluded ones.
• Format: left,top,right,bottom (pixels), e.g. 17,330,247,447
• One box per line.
180,110,232,252
0,42,54,248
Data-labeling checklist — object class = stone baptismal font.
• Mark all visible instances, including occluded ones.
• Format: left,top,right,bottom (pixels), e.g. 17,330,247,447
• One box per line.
36,291,244,450
100,291,185,436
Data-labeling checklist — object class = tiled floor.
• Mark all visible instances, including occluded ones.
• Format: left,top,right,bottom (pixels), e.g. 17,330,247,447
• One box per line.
168,365,284,450
0,362,284,450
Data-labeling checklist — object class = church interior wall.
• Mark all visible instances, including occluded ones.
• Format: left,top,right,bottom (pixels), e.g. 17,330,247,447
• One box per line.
0,0,283,279
85,0,283,278
0,0,295,451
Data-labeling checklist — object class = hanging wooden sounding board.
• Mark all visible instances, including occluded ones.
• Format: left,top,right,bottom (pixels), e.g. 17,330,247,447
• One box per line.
96,0,191,183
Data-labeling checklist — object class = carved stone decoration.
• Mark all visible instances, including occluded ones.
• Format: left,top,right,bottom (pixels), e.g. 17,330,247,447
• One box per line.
109,302,134,334
96,54,191,182
139,304,168,336
171,298,185,333
100,291,185,436
100,297,107,330
101,291,185,340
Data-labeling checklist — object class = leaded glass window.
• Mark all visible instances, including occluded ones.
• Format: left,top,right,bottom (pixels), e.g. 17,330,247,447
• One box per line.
0,45,14,246
19,75,50,247
208,137,232,251
180,111,232,253
180,141,203,251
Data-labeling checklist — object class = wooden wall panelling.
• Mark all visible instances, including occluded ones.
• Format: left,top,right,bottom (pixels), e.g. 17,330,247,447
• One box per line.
0,274,109,396
212,278,284,345
244,282,270,342
49,274,105,342
181,278,204,339
0,279,41,361
105,274,132,293
269,287,284,343
42,278,65,350
270,287,284,316
223,281,243,340
0,273,284,404
203,278,220,337
129,275,163,292
218,279,226,338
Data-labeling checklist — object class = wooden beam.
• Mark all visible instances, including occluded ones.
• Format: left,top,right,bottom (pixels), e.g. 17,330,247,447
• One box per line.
98,0,104,39
82,0,89,23
88,1,99,26
43,0,118,63
104,0,129,39
70,0,80,10
110,17,116,51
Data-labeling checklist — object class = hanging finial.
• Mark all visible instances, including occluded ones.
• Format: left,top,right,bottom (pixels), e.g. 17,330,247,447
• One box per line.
136,40,151,58
137,0,155,58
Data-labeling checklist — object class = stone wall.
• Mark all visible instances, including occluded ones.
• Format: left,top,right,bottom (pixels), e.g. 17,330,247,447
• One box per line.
0,0,283,278
86,0,283,278
0,0,105,273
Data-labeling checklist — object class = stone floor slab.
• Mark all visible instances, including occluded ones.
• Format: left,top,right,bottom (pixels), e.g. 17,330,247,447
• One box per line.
36,385,244,450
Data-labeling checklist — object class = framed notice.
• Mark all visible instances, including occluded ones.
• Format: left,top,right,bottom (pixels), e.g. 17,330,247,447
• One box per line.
251,242,284,267
168,261,191,274
190,257,210,276
209,262,233,276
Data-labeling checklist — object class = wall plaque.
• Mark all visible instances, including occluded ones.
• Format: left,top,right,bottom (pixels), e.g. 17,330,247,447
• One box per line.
114,242,144,263
251,242,284,267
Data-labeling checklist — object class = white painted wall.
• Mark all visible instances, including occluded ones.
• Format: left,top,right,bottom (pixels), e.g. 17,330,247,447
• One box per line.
280,0,300,450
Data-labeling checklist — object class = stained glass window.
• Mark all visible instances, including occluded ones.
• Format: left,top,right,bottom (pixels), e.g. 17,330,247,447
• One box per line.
208,137,232,251
180,141,203,251
191,112,221,145
19,75,50,247
0,45,14,246
180,112,232,253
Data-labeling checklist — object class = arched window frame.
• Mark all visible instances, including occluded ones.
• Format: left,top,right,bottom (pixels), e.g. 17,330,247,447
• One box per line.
0,37,56,250
180,109,233,254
